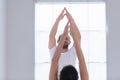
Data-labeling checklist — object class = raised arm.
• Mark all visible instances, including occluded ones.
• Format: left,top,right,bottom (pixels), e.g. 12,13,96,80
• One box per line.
65,9,81,45
49,22,69,80
74,41,89,80
48,8,65,49
66,9,89,80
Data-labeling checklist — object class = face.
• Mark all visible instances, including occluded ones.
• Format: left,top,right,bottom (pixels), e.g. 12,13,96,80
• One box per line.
58,35,71,49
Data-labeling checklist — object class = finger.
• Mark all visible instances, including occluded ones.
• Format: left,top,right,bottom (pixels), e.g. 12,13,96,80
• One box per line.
63,13,66,17
65,9,73,19
65,12,72,20
65,9,71,17
64,8,68,13
66,13,74,24
60,8,65,15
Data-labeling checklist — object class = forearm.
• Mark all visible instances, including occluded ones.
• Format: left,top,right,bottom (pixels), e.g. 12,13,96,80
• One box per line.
71,30,81,47
74,25,81,39
49,20,59,37
70,22,81,41
52,32,67,62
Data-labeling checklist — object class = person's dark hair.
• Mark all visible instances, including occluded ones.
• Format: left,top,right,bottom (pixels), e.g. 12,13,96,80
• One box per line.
60,65,78,80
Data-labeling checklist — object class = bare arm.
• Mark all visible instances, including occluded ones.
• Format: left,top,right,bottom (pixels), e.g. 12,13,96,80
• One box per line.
66,9,81,44
49,22,69,80
48,8,65,49
66,9,89,80
74,42,89,80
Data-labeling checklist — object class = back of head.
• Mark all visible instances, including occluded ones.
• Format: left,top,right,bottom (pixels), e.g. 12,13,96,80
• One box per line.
60,65,78,80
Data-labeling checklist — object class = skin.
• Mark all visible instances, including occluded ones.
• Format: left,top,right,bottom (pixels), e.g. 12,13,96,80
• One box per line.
48,8,71,53
48,8,66,49
49,22,69,80
65,9,89,80
49,8,89,80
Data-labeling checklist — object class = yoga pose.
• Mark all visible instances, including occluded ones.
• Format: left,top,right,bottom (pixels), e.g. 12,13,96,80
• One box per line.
49,8,88,80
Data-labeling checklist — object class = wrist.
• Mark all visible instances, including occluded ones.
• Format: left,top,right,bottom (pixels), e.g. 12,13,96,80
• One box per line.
56,18,61,23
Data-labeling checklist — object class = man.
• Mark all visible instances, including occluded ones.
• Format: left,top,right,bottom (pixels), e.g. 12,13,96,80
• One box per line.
49,8,88,80
48,8,77,79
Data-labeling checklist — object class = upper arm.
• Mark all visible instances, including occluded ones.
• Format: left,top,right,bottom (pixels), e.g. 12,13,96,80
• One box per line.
74,43,88,80
49,59,58,80
79,62,89,80
49,60,58,80
48,35,56,49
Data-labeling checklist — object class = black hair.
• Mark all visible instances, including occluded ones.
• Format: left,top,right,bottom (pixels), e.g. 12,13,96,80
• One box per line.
60,65,78,80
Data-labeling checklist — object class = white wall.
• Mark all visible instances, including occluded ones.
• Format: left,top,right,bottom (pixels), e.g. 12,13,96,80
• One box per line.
106,0,120,80
6,0,35,80
0,0,6,80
